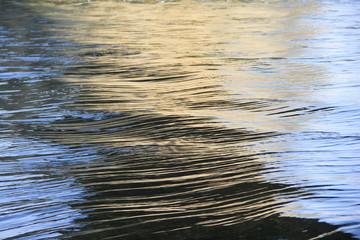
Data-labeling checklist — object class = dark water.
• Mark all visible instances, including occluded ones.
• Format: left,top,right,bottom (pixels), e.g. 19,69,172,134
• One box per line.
1,0,360,239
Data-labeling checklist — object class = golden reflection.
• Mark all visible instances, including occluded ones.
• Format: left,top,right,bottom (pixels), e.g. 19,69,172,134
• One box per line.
30,0,328,134
29,0,331,174
35,0,320,191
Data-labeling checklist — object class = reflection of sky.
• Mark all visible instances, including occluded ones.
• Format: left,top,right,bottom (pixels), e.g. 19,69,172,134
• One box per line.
275,157,360,237
260,132,360,236
259,1,360,237
0,135,88,239
209,0,360,237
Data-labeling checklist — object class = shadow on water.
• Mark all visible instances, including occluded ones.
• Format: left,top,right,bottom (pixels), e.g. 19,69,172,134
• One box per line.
1,0,359,239
32,110,357,240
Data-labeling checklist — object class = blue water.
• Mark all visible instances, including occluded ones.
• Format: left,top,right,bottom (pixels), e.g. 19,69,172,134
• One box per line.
1,0,359,239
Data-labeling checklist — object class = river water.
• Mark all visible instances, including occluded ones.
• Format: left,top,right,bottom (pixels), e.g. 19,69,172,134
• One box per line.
0,0,359,239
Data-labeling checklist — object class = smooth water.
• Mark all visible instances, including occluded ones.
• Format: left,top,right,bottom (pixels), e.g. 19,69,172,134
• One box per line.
1,0,359,239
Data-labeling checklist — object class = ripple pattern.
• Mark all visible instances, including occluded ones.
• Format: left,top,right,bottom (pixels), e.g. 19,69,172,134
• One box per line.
1,0,360,239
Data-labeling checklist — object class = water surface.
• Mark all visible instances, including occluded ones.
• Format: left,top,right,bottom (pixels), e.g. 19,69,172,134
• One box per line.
1,0,360,239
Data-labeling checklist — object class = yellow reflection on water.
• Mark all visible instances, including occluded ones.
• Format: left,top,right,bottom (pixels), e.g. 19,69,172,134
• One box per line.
35,1,325,129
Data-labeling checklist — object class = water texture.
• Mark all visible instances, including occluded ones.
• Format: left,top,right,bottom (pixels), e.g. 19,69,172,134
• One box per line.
0,0,359,239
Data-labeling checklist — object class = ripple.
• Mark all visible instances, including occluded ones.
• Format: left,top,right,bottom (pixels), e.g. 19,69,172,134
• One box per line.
1,0,360,239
